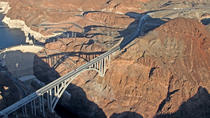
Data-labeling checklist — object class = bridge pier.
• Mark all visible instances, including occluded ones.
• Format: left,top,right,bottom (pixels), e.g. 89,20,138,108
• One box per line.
38,95,46,117
42,79,72,113
22,105,27,117
0,45,116,117
104,58,106,75
87,55,111,77
47,90,53,113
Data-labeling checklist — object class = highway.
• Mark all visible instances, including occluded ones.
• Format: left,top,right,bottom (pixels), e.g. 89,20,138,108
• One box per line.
0,13,149,117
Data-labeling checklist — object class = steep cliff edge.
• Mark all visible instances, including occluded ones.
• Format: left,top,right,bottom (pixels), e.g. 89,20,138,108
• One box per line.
1,0,210,118
100,17,210,117
34,17,210,118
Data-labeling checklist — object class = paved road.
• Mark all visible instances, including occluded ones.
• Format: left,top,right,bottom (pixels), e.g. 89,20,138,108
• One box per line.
0,13,149,117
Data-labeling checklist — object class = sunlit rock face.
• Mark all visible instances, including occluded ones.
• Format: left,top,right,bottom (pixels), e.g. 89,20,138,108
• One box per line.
35,18,210,118
1,0,210,118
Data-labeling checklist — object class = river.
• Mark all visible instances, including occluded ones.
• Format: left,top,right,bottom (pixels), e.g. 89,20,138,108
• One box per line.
0,14,25,49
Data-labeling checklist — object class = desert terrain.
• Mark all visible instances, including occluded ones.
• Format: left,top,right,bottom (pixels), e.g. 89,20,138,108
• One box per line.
0,0,210,118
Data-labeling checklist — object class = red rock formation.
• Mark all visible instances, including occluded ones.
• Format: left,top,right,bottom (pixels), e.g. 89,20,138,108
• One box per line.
67,18,210,118
34,15,210,117
1,0,146,36
2,0,210,117
106,18,209,117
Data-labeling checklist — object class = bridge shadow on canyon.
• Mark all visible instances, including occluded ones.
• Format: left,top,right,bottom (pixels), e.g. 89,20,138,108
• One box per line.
33,50,144,118
31,11,168,51
38,50,105,70
41,11,167,49
0,50,106,118
34,52,107,118
33,56,144,118
32,11,168,118
1,36,209,118
1,50,210,118
1,10,209,117
0,10,174,117
119,11,167,49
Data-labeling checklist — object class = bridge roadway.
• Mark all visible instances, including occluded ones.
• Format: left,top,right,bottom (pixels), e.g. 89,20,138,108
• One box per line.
1,6,210,117
0,46,119,117
0,13,149,118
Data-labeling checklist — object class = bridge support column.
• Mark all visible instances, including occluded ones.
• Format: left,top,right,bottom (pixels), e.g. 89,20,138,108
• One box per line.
39,95,46,117
108,55,111,66
88,55,111,78
42,95,46,117
30,101,34,115
104,58,106,75
47,80,72,112
32,99,37,116
22,105,27,117
96,62,99,70
99,59,105,77
47,90,54,113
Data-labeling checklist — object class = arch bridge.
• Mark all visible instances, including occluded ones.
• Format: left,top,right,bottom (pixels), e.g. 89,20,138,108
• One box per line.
0,46,119,118
0,13,149,118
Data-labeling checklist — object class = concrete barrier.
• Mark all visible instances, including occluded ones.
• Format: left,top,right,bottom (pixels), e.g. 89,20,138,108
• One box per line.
0,44,44,54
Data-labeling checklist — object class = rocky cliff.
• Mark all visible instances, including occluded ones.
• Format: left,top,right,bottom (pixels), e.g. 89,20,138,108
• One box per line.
33,18,210,118
0,0,146,42
96,18,210,118
0,0,210,118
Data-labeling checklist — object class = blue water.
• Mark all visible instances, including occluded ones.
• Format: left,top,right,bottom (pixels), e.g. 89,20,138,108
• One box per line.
0,14,25,49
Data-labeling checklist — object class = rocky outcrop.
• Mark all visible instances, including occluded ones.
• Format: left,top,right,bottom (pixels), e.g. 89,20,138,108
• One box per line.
34,17,210,118
152,18,210,117
59,18,210,118
1,0,210,118
101,18,209,117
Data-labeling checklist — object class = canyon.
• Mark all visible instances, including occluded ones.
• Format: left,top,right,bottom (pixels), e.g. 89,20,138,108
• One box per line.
0,0,210,118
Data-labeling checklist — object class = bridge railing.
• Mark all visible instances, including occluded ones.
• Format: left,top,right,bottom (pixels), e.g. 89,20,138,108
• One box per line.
0,12,148,118
0,45,120,118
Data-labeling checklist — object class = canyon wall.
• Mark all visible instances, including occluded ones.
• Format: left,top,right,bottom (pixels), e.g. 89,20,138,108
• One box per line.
0,0,210,118
34,18,210,118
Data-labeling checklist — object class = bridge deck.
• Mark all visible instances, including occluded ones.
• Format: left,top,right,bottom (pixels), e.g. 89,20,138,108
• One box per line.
0,13,148,117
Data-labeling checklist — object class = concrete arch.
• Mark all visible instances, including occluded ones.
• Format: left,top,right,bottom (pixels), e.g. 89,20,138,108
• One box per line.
0,11,148,118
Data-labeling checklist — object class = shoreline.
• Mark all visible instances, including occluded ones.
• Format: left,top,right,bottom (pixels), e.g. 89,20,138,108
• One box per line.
2,16,45,43
0,2,61,44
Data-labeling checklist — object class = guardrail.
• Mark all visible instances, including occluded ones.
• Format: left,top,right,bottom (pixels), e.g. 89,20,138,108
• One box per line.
0,13,149,118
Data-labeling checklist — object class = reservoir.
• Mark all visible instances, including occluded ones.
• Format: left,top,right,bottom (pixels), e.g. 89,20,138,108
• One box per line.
0,14,25,49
